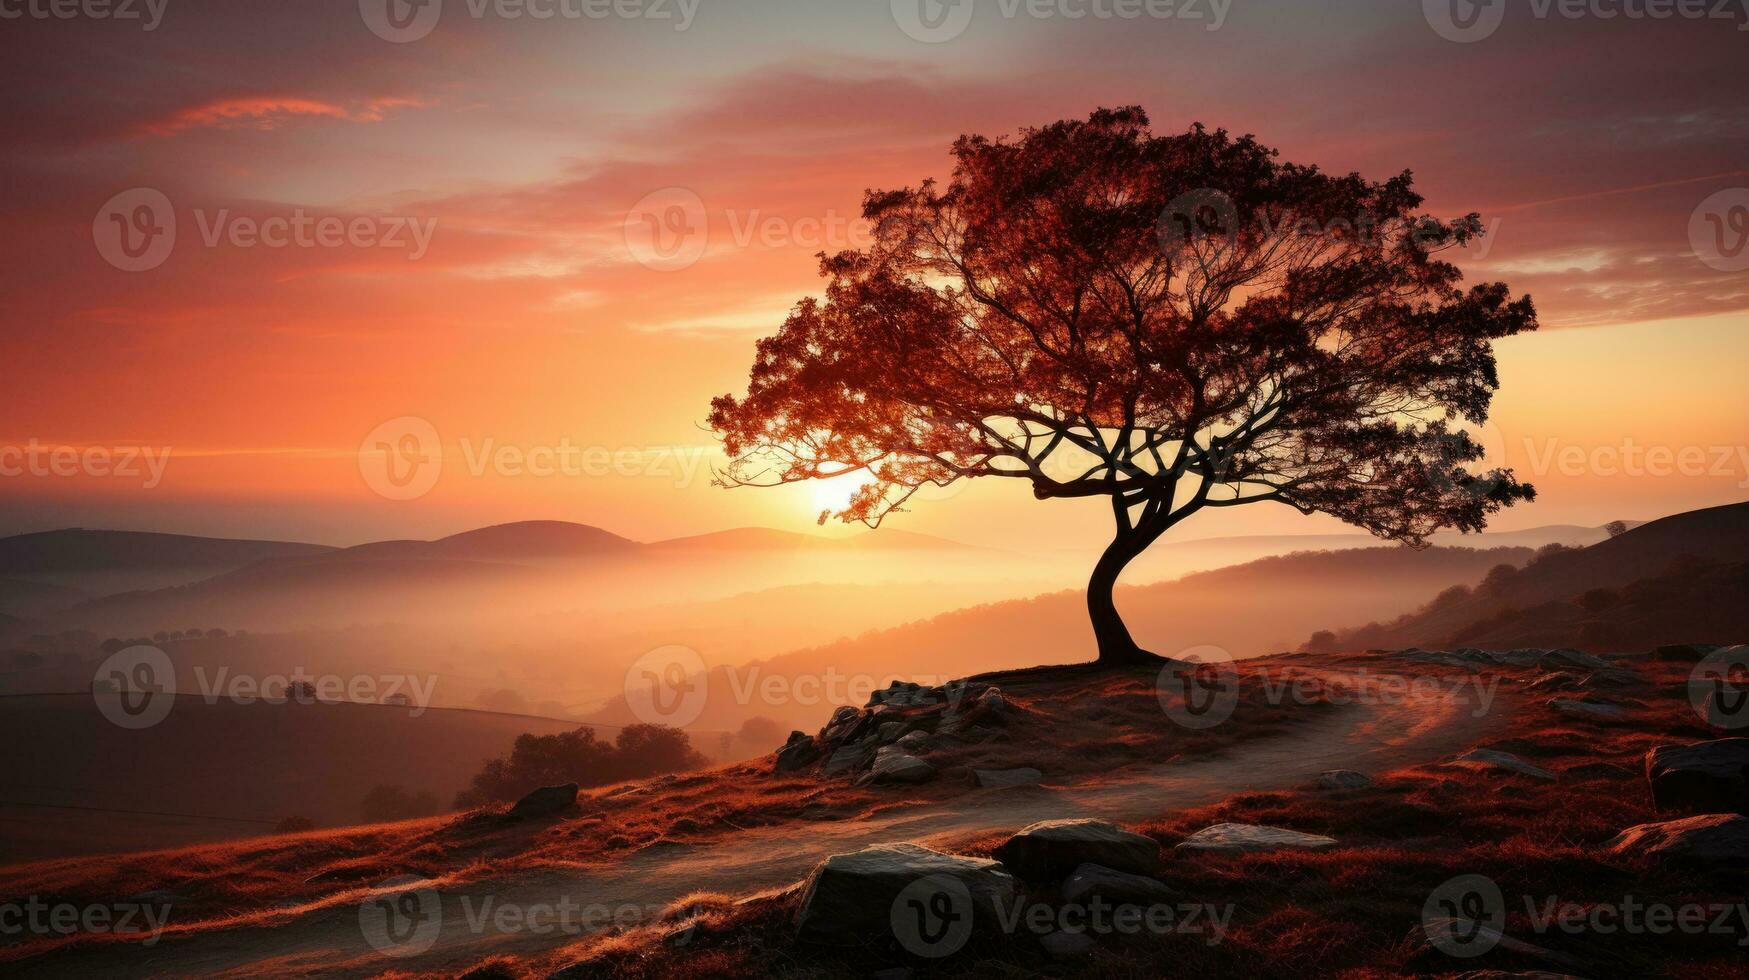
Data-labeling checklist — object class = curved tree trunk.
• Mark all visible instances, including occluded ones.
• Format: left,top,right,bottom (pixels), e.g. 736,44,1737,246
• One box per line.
1088,528,1157,665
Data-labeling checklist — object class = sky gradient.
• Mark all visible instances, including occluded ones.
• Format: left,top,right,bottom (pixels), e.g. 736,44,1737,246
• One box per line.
3,0,1747,550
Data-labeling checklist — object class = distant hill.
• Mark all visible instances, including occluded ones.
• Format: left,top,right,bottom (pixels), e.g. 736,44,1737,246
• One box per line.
0,529,337,595
317,521,641,563
644,526,979,553
1323,500,1749,650
581,543,1530,732
0,693,583,863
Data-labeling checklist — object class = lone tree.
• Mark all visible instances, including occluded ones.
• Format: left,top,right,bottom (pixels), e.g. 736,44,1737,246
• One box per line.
710,108,1536,666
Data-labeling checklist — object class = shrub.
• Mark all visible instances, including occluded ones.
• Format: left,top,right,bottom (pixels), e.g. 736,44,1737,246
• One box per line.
455,724,705,808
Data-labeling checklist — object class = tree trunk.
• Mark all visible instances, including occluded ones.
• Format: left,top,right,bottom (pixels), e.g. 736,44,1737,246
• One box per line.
1088,529,1153,665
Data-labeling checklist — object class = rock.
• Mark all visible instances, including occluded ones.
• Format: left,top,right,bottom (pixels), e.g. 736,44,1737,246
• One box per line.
1060,863,1177,905
822,744,875,776
507,783,578,820
1316,769,1372,791
868,680,942,709
895,730,931,754
822,705,874,743
1580,668,1640,689
977,687,1006,712
1498,648,1548,667
993,819,1160,881
1653,643,1720,663
793,842,1015,945
858,746,936,785
1607,813,1749,862
875,722,905,743
1547,697,1630,722
1175,822,1337,853
1416,918,1586,972
1538,648,1607,671
973,767,1043,789
1646,738,1749,814
1449,748,1556,781
1039,929,1096,958
1527,671,1580,692
775,732,821,773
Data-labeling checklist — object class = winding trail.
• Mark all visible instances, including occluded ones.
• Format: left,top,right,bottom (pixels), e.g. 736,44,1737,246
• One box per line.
14,667,1514,978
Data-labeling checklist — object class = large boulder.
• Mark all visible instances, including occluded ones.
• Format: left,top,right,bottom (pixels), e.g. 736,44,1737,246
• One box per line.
822,743,876,776
506,783,578,820
993,819,1159,881
1646,738,1749,814
1175,822,1337,853
793,843,1015,946
1607,813,1749,862
1060,863,1177,905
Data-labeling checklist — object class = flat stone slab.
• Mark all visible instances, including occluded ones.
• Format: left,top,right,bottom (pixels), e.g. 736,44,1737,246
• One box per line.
1175,822,1337,853
1548,698,1631,722
1449,748,1557,781
993,818,1159,881
1608,813,1749,863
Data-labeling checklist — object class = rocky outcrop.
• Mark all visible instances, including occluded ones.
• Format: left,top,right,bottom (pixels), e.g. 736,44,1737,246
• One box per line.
772,678,1012,780
1607,813,1749,862
1646,738,1749,814
1175,822,1337,853
1059,862,1177,905
792,843,1015,946
993,818,1160,881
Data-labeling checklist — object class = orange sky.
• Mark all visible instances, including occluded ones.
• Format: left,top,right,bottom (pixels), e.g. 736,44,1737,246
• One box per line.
2,1,1747,549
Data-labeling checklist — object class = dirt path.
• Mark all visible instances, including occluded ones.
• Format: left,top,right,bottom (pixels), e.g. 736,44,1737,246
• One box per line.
14,668,1513,978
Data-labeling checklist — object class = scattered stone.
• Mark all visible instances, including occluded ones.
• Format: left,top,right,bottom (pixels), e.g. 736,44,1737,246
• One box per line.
775,732,821,773
1449,748,1556,781
1416,919,1586,972
1175,822,1337,853
506,783,578,820
994,819,1160,881
1607,813,1749,862
1527,671,1581,692
895,730,931,754
1647,738,1749,814
1060,863,1177,905
1316,769,1373,791
858,746,936,785
1039,929,1096,959
973,767,1043,789
1547,697,1630,722
793,843,1015,945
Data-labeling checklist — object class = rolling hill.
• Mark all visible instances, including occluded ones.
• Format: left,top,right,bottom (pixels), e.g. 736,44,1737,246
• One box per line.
1323,500,1749,650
